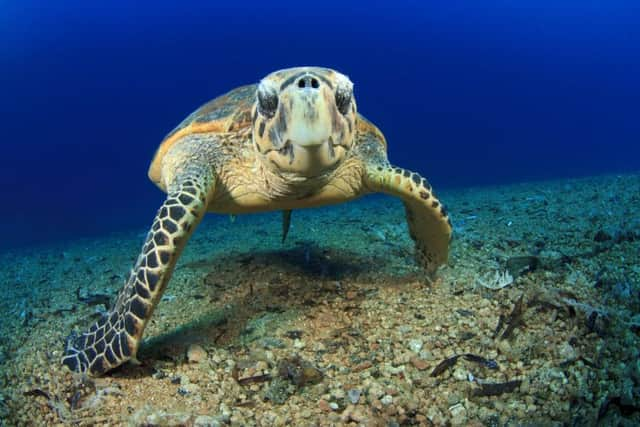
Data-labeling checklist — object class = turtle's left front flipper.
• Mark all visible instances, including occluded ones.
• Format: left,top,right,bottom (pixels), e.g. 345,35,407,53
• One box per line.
364,164,452,274
62,144,216,376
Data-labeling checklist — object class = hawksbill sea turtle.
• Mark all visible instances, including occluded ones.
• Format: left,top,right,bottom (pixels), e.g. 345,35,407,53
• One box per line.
62,67,452,375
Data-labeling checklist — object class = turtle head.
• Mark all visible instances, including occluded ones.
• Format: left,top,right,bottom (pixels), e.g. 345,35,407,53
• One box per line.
252,67,357,177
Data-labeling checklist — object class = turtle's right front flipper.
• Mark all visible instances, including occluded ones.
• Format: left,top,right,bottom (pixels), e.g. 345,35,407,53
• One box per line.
62,151,215,376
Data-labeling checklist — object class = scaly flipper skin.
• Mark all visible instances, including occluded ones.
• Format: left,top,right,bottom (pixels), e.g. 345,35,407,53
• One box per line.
357,126,452,274
62,145,215,375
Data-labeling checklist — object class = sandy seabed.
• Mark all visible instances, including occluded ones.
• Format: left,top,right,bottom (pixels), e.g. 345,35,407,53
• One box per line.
1,173,639,426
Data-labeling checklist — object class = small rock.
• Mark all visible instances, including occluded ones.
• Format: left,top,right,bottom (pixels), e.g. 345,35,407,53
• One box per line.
259,337,285,349
347,389,361,404
144,411,191,425
178,383,199,396
341,404,367,423
449,403,467,426
187,344,207,364
381,395,393,405
558,342,577,360
329,402,339,410
506,256,539,277
152,369,167,380
194,415,223,427
498,339,511,354
368,382,385,399
398,325,412,334
219,403,231,421
593,229,612,242
419,350,436,361
408,339,423,353
284,330,303,339
410,357,429,370
277,356,323,387
452,367,467,381
353,361,372,372
319,399,331,412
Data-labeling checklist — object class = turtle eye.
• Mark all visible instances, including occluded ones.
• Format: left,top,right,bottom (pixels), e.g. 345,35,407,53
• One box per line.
257,83,278,118
335,83,353,116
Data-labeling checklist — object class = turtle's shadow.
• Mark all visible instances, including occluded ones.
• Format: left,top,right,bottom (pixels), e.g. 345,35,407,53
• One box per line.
241,240,373,279
114,242,418,378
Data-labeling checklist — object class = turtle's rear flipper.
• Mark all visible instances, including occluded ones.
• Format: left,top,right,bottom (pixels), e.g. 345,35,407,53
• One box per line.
62,165,214,376
281,210,292,243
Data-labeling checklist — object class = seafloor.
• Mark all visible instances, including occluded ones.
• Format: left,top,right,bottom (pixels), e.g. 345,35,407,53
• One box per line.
1,173,639,426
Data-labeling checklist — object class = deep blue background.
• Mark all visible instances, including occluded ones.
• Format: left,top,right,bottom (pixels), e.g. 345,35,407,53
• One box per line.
2,0,639,250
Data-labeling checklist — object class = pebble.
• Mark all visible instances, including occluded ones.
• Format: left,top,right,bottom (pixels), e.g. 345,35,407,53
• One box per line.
347,388,361,404
333,388,345,400
398,325,412,334
187,344,207,364
558,342,577,360
410,357,428,370
408,339,423,353
419,350,436,361
144,411,191,425
453,367,468,381
381,395,393,405
318,399,331,412
178,383,199,396
194,415,223,427
448,403,467,426
218,403,231,422
341,405,367,423
368,382,384,399
498,339,511,354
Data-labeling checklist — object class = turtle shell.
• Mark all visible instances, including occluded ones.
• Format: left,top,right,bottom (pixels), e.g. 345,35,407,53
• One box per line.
148,84,257,184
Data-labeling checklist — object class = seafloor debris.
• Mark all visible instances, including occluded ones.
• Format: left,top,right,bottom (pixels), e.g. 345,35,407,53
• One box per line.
471,379,522,397
597,395,640,421
235,372,272,386
247,355,324,404
497,294,525,339
462,353,499,370
476,270,513,290
430,355,460,377
22,373,112,424
186,344,207,364
430,353,499,377
505,255,539,277
75,287,111,309
277,355,323,387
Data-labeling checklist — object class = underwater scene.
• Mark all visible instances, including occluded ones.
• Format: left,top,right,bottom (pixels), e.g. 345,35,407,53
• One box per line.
1,1,639,426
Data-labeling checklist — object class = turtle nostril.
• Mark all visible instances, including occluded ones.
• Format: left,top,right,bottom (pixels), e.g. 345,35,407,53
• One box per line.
297,76,321,90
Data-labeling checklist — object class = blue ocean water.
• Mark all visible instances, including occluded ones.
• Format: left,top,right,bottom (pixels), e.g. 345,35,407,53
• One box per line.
2,0,639,249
